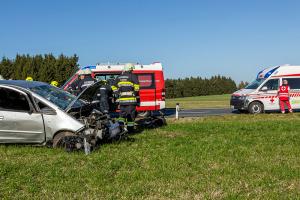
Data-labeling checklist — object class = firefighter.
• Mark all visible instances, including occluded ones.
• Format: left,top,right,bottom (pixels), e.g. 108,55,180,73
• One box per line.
71,69,96,95
26,77,33,81
278,79,293,113
98,80,112,114
50,80,59,87
112,63,140,130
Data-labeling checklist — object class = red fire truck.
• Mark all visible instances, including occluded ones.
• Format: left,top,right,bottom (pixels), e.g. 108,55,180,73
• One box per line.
63,62,165,116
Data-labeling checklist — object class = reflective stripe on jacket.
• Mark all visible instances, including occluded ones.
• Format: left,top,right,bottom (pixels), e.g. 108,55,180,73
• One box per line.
113,71,140,105
120,91,134,96
119,97,137,104
134,84,140,91
118,81,134,87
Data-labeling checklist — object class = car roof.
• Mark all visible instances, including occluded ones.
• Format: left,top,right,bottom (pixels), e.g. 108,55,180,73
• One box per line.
0,80,48,89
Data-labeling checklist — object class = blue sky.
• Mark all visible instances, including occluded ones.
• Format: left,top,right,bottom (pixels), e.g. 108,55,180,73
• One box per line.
1,0,300,82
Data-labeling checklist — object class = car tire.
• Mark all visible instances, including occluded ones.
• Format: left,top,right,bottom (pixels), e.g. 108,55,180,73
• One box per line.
52,131,75,148
248,102,264,114
137,111,150,118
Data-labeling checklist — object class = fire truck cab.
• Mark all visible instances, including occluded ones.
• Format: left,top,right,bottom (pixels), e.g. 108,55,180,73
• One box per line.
63,62,165,116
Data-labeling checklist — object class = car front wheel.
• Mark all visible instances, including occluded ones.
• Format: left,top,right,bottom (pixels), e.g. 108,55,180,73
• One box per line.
248,102,264,114
52,131,76,148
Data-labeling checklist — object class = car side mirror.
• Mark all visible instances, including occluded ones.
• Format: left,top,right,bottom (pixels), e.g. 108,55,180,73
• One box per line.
41,107,57,115
261,86,268,91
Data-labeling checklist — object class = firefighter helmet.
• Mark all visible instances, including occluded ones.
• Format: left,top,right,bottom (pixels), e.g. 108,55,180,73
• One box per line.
78,70,85,75
123,63,135,71
50,80,59,87
83,68,92,75
26,77,33,81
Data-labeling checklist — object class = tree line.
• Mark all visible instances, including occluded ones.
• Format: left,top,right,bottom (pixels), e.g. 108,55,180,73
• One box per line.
165,76,239,98
0,54,78,85
237,81,249,90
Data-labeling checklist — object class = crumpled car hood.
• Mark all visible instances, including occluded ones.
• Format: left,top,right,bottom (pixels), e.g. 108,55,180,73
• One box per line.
65,81,104,113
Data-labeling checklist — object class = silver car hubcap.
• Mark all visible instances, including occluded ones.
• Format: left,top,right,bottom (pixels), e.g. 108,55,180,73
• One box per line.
253,105,261,113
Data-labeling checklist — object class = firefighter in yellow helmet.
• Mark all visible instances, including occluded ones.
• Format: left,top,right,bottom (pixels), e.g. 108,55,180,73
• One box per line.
111,63,140,131
50,80,59,87
26,77,33,81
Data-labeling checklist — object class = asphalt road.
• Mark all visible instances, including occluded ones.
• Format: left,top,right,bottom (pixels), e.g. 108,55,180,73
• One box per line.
164,108,233,118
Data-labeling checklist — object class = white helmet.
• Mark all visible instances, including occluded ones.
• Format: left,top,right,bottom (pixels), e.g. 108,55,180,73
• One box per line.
123,63,135,71
78,70,85,75
83,68,92,75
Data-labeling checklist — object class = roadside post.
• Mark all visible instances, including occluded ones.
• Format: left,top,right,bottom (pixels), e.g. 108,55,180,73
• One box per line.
176,103,180,120
84,138,91,155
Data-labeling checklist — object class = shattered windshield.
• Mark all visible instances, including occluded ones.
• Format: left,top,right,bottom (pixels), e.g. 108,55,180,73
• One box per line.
245,79,266,89
30,85,83,110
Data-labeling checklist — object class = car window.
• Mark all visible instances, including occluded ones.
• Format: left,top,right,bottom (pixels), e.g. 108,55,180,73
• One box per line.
34,98,53,111
0,87,30,112
30,85,79,110
285,78,300,90
137,73,155,89
260,79,279,90
95,74,119,81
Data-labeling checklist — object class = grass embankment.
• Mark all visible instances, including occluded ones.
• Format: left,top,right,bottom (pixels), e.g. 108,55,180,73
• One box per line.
166,94,231,109
1,114,300,199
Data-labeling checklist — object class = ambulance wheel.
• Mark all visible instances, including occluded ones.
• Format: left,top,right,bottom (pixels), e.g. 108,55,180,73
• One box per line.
138,111,150,118
248,102,264,114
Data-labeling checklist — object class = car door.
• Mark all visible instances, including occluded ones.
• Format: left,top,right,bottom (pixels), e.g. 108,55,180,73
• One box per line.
258,78,279,110
0,86,45,143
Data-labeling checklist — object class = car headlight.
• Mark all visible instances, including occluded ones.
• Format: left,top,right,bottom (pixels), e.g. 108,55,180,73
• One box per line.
238,96,247,100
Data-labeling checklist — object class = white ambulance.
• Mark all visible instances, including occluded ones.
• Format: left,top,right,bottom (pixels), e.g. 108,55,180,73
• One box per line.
231,65,300,113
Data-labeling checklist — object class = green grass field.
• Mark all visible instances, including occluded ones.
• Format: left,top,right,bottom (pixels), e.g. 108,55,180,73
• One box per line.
166,94,231,109
1,114,300,199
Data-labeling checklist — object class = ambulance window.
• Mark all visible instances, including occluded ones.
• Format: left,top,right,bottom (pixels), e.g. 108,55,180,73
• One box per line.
245,79,265,89
137,74,155,89
260,79,279,90
285,78,300,89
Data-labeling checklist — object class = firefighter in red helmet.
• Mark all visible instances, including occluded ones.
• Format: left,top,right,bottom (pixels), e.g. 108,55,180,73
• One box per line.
278,79,293,113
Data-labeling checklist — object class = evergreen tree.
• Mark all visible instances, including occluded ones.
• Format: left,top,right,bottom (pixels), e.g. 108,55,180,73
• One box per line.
165,75,238,98
0,54,78,84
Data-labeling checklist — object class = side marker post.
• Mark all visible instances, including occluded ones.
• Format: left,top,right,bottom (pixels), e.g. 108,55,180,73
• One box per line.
176,103,180,120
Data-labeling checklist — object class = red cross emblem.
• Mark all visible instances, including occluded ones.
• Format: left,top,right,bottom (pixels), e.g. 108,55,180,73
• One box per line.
270,98,274,103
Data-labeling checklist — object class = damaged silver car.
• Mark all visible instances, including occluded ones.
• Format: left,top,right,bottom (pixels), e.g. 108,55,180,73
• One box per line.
0,80,123,152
